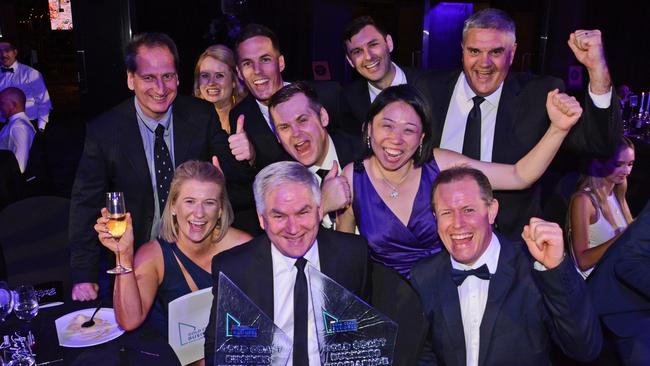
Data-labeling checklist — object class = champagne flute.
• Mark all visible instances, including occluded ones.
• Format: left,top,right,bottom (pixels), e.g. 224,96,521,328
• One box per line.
105,192,132,274
12,285,38,322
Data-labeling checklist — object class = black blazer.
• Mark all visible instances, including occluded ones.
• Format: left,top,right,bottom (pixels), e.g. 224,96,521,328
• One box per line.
68,96,236,284
204,228,369,366
587,202,650,342
330,129,363,168
415,70,621,238
339,66,425,136
410,236,602,366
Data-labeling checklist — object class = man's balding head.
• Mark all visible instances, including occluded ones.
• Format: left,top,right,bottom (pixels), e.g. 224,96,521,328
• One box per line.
0,87,26,118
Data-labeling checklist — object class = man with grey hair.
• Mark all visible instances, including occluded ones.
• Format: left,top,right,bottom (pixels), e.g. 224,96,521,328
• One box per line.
204,161,369,366
416,8,621,240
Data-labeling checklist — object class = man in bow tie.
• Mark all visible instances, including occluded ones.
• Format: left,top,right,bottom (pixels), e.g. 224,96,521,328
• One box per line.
410,166,602,366
0,41,51,132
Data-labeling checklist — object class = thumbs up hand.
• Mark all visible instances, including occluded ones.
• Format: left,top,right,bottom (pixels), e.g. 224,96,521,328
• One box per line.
321,161,351,214
228,114,256,164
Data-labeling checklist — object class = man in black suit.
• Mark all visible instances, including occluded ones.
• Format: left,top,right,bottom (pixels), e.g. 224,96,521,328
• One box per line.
416,8,621,239
339,15,423,136
69,33,236,301
587,201,650,365
411,166,601,366
268,82,361,228
204,161,369,366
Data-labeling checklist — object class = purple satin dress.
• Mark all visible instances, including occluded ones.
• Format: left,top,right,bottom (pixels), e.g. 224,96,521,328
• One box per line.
352,159,442,277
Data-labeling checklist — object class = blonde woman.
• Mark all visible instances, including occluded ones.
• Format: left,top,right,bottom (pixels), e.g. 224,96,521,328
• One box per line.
193,45,247,133
94,161,251,353
569,137,635,278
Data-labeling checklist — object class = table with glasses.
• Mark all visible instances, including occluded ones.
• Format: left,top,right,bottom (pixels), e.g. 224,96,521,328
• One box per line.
0,294,181,366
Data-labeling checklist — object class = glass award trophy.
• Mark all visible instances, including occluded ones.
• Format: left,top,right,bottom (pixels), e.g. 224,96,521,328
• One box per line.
213,273,292,366
308,266,398,365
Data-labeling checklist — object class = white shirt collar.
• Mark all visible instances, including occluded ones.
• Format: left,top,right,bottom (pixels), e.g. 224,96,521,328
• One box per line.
459,72,503,109
308,134,339,174
367,63,407,102
450,232,501,274
8,111,30,124
271,238,321,273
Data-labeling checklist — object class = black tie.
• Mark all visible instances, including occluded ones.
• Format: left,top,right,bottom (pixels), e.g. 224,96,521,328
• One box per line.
315,169,329,181
462,96,485,160
293,257,309,366
1,67,14,73
154,124,173,214
451,263,491,286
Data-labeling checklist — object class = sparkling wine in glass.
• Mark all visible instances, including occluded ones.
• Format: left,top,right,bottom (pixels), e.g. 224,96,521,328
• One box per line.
0,282,13,322
105,192,132,274
13,286,38,322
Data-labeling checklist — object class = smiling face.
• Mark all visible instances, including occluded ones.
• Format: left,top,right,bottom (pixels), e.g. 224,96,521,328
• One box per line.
345,25,394,88
258,182,322,258
0,42,17,67
600,146,635,186
172,179,222,245
434,177,498,266
462,28,516,97
271,93,330,167
198,56,234,107
236,36,285,104
127,46,178,120
368,101,424,171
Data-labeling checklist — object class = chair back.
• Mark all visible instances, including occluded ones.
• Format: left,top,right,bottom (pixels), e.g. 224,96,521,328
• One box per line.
0,196,70,301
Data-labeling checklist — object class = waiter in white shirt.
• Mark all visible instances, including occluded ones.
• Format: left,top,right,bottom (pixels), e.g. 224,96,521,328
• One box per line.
0,87,35,173
0,41,52,132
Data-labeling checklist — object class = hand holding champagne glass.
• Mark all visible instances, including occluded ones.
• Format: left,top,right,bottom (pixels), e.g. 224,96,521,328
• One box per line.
105,192,132,274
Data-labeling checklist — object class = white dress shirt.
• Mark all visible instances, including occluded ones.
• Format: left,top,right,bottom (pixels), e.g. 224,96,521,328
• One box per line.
440,72,613,162
0,61,52,130
450,234,501,366
440,73,501,162
308,134,340,229
0,111,35,173
368,63,407,103
271,241,321,365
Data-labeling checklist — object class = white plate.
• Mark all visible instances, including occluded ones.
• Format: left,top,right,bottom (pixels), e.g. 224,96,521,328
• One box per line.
55,307,125,347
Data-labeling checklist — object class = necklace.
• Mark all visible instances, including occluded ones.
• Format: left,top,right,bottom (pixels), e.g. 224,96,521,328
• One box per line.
375,159,413,199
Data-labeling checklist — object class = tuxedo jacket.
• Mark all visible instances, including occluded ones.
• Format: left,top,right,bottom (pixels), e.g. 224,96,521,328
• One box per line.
338,66,425,136
587,201,650,341
410,236,602,366
415,70,621,239
69,96,238,284
204,228,369,366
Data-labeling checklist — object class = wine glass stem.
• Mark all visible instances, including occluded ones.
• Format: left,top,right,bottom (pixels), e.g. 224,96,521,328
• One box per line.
115,241,122,267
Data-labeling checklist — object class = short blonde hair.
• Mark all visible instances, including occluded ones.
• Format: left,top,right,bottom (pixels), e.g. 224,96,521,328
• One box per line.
160,160,234,243
192,44,247,105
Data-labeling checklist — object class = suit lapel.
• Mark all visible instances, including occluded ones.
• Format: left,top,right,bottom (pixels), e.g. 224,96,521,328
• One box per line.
171,99,194,167
438,256,468,366
478,238,516,365
119,102,151,188
432,71,460,147
254,236,275,318
492,75,521,163
349,81,371,125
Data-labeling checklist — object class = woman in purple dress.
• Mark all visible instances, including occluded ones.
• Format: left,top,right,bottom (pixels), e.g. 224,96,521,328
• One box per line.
337,85,582,277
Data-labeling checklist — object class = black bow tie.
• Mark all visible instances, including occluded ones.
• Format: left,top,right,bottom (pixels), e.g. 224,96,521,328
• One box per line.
1,67,14,73
451,263,491,286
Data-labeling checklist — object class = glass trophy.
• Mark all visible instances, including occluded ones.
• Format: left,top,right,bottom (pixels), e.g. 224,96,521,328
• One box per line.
308,266,398,365
213,273,292,366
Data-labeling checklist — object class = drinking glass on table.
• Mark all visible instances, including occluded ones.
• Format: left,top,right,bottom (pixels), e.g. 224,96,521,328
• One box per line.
0,282,13,322
12,286,38,322
106,192,132,274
